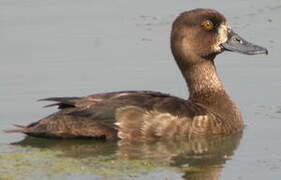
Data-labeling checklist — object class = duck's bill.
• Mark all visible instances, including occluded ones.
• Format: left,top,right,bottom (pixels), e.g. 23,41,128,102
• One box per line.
221,30,268,55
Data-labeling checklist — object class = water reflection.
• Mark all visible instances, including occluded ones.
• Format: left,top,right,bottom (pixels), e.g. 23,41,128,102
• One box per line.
13,133,242,179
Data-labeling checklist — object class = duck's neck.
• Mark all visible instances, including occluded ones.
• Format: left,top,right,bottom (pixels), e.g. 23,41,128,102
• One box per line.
183,58,225,101
178,55,233,106
174,54,223,100
177,55,242,121
180,57,242,122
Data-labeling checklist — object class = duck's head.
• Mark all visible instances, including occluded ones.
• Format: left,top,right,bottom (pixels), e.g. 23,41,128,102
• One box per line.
171,9,268,65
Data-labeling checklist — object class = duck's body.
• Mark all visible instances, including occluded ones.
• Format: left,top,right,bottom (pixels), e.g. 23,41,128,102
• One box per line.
20,90,242,141
8,9,267,141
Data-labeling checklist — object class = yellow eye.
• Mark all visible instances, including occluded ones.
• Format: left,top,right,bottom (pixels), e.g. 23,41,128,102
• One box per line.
201,20,214,30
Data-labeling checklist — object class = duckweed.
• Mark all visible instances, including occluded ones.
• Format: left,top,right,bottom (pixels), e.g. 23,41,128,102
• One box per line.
0,145,160,180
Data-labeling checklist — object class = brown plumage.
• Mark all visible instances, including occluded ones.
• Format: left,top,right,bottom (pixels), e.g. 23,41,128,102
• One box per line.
6,8,268,141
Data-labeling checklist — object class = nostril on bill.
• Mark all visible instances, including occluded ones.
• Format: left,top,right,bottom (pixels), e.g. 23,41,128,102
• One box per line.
234,37,243,44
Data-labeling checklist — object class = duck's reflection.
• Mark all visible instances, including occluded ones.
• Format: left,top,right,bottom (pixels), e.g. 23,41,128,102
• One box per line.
13,132,243,180
118,133,242,180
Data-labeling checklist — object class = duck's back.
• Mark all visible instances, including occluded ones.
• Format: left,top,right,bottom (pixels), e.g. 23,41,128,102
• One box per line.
11,91,242,141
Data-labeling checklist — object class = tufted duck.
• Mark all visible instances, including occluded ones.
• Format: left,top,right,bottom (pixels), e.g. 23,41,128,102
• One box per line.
6,9,268,141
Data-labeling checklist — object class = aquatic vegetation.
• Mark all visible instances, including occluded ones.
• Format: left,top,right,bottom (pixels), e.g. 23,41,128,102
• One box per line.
0,144,160,180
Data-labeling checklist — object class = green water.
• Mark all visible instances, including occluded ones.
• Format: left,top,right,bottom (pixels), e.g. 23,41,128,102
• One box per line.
0,134,242,180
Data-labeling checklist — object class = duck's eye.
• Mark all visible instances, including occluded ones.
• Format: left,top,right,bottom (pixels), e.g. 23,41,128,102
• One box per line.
201,20,214,30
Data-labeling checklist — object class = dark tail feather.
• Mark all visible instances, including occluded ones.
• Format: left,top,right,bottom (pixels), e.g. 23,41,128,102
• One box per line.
38,97,80,109
38,97,80,104
43,103,61,108
4,124,26,133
